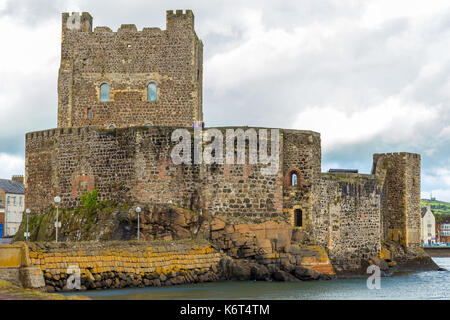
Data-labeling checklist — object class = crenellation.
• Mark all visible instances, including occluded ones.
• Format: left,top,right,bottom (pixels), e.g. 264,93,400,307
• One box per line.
93,26,113,33
118,24,138,32
58,10,202,129
25,10,425,274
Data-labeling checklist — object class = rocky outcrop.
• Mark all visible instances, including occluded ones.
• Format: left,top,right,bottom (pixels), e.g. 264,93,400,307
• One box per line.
380,241,440,272
43,268,219,292
216,256,331,282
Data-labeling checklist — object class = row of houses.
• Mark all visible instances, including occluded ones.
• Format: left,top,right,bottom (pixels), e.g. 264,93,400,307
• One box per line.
421,203,450,245
0,176,25,237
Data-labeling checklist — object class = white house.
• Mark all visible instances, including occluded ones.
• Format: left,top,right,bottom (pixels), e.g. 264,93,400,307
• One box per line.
421,204,436,245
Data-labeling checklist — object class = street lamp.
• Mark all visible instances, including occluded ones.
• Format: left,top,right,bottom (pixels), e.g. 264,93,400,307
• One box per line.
54,196,61,243
136,206,141,241
25,208,31,241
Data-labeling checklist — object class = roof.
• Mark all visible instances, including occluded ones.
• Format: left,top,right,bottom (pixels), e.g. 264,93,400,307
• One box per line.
421,207,427,218
0,179,24,195
438,218,450,224
328,169,359,173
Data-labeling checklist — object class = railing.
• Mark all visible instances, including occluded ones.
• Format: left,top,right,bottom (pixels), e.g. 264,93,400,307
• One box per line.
422,243,450,248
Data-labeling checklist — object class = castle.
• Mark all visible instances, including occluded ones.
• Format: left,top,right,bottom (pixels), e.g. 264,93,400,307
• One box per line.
25,11,422,271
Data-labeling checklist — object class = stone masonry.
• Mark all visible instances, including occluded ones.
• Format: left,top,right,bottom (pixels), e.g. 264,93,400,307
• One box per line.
58,11,203,129
24,10,426,272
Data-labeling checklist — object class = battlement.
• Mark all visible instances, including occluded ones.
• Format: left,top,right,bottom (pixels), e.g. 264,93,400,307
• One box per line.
373,152,420,160
61,10,195,35
58,10,203,129
62,12,93,33
166,9,194,19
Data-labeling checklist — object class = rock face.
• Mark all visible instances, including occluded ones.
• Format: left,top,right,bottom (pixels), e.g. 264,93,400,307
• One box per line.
217,257,331,282
379,241,440,272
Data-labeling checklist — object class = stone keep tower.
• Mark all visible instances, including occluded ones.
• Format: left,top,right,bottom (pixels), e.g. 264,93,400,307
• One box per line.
58,10,203,129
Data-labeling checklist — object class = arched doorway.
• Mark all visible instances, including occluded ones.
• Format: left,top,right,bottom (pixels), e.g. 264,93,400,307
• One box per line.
294,209,303,227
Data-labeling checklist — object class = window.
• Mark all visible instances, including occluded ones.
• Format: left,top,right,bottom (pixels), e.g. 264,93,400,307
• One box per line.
294,209,303,227
147,82,157,101
87,108,92,119
291,173,298,186
19,197,22,206
12,197,16,205
7,197,9,205
100,83,110,102
145,123,152,127
108,125,115,129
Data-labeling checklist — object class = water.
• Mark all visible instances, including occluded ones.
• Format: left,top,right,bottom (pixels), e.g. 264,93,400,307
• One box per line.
73,257,450,300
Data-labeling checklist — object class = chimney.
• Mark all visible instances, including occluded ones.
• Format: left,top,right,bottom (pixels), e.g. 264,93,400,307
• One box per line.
11,175,24,184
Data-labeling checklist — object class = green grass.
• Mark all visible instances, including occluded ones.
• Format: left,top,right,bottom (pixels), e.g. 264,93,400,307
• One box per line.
421,199,450,222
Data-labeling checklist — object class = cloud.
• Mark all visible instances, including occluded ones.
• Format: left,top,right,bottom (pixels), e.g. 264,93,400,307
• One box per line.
292,97,438,151
0,0,450,200
0,153,24,179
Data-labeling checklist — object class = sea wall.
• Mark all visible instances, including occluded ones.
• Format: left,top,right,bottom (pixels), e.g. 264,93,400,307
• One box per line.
0,243,45,289
27,240,222,292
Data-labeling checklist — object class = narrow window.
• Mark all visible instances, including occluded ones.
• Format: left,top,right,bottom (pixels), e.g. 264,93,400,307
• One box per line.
100,83,110,102
291,173,298,186
147,82,157,101
87,108,92,119
294,209,303,227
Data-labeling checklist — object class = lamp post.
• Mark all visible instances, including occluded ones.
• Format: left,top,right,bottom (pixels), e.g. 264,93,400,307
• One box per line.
136,207,141,241
54,196,61,243
25,208,30,241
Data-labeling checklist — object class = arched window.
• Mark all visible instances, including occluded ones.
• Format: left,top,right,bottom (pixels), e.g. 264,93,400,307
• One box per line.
145,123,152,127
291,173,298,186
147,82,157,101
294,209,303,227
108,125,115,129
100,83,110,102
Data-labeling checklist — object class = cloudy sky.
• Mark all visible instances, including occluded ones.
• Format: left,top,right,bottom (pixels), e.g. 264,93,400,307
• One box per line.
0,0,449,200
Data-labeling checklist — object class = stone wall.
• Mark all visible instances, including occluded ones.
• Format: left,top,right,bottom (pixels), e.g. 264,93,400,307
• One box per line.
315,173,383,272
58,10,203,129
0,243,45,289
25,126,320,221
28,240,221,291
282,130,321,233
372,153,421,248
